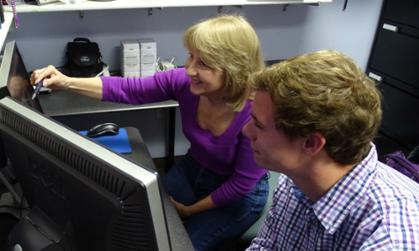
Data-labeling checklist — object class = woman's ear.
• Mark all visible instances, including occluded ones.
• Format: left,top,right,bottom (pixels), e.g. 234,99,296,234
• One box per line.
303,132,326,156
248,90,256,100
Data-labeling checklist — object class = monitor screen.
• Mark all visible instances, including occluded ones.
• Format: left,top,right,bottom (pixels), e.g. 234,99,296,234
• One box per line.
0,97,172,251
0,40,43,112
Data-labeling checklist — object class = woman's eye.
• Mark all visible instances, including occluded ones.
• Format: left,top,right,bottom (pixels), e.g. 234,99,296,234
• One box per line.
198,60,210,69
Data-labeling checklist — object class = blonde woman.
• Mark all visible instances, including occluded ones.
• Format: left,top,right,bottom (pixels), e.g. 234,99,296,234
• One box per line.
32,15,268,251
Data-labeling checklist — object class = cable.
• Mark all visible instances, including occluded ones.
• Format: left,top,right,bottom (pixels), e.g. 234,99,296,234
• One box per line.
0,170,21,205
343,0,348,11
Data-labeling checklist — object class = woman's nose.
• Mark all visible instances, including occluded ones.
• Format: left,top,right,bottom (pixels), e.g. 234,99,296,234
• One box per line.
186,63,197,76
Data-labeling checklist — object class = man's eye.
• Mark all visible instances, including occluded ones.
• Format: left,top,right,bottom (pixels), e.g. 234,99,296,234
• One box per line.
253,121,264,130
255,123,263,129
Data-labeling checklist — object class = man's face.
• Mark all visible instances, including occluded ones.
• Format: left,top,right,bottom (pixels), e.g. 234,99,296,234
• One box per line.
243,91,306,173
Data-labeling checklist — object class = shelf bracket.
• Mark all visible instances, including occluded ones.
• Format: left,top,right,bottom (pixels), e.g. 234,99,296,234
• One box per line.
217,5,242,14
78,11,84,19
148,7,163,16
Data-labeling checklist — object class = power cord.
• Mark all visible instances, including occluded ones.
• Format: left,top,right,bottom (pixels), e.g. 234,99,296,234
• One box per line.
343,0,348,11
0,169,21,206
156,57,176,72
95,64,110,77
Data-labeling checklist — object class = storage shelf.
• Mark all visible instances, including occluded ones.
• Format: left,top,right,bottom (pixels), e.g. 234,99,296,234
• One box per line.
5,0,331,13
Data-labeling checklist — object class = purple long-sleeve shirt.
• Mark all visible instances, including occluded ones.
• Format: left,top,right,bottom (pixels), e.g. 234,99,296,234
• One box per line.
101,68,267,206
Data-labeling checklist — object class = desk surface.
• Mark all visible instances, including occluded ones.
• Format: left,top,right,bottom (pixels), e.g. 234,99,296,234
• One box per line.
39,90,178,117
38,88,179,169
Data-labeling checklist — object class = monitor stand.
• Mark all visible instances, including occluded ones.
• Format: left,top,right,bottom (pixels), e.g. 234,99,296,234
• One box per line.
7,207,72,251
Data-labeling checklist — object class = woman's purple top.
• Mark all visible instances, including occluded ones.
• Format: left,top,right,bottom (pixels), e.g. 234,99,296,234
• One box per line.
101,68,267,206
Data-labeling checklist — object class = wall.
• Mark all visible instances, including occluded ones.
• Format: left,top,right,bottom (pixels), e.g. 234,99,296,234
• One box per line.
5,0,383,158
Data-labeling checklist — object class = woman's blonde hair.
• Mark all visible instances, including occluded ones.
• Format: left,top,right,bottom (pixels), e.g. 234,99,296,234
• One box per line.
252,50,382,165
184,14,265,111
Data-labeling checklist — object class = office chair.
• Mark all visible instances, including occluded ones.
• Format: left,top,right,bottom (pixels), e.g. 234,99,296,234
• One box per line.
408,145,419,164
238,171,280,248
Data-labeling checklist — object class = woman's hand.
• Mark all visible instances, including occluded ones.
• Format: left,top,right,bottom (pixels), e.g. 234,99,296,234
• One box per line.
169,195,216,219
170,197,194,219
31,65,103,99
30,65,71,90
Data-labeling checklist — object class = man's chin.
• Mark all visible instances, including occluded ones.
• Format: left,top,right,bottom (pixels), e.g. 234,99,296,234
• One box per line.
254,155,266,166
254,156,274,171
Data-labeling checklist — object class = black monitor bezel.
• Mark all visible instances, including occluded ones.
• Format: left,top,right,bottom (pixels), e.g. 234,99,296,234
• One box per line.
0,97,171,250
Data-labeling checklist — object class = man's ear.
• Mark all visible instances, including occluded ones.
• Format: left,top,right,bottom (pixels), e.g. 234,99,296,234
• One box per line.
303,132,326,156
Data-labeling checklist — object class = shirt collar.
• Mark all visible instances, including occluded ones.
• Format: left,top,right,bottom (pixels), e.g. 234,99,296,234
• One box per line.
310,144,378,234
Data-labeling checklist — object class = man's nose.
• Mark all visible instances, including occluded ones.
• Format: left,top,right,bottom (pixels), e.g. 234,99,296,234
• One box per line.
242,121,254,140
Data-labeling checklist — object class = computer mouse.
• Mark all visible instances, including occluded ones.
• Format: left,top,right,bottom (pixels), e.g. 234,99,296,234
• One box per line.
86,122,120,138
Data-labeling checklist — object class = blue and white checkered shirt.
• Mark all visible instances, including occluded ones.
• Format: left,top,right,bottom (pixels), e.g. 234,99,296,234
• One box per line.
247,145,419,250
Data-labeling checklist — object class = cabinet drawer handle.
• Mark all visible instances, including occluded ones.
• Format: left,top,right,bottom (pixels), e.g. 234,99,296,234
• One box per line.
368,72,382,82
382,23,398,32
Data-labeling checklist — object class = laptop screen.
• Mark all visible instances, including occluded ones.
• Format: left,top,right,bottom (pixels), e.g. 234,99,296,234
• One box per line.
0,40,43,113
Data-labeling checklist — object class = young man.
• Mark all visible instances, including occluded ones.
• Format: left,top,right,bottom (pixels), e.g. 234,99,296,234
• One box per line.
243,50,419,250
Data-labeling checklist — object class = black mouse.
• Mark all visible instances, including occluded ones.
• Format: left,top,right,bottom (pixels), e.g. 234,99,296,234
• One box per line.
86,122,120,138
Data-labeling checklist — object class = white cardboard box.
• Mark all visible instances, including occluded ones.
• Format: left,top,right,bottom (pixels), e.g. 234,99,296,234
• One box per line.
138,38,157,77
141,70,156,77
121,40,140,77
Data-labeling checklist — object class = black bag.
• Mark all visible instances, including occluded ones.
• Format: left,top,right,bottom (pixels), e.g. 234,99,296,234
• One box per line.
65,37,105,77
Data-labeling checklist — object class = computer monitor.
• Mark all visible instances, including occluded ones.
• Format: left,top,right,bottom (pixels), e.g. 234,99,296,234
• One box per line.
0,40,43,112
0,40,44,184
0,97,172,250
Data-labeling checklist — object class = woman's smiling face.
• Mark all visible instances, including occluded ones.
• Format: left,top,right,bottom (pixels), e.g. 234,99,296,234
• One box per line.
185,48,225,98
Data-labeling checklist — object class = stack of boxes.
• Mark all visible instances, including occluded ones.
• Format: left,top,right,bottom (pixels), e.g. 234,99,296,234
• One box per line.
121,39,157,77
138,38,157,77
121,40,140,77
